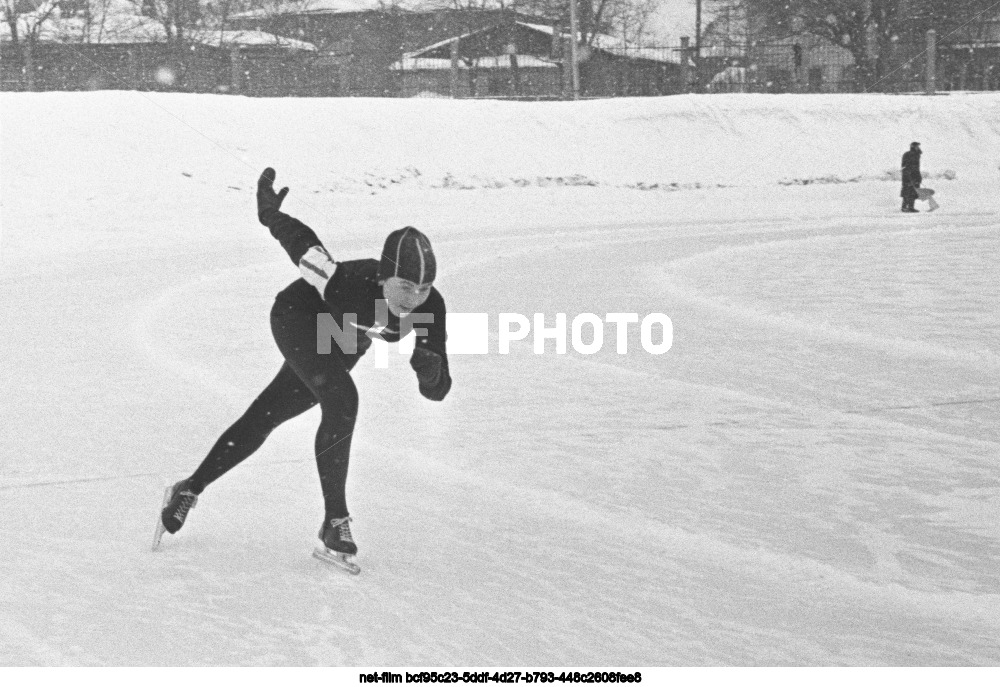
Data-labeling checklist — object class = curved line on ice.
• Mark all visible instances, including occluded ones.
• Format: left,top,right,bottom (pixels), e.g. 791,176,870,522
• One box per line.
406,445,1000,630
131,265,276,398
548,351,1000,451
658,221,1000,371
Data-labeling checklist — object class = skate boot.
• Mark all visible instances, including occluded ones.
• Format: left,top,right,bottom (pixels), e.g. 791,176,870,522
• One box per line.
313,516,361,575
319,516,357,555
161,479,198,535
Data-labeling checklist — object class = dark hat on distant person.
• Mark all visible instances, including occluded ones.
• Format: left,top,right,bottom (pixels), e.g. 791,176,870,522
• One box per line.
910,141,921,149
378,226,436,285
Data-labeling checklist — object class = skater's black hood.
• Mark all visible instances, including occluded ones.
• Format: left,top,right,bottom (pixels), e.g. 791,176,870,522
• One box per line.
378,226,436,286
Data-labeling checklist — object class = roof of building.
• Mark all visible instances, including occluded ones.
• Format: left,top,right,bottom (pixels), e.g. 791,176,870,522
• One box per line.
1,14,316,50
401,21,680,65
391,54,558,70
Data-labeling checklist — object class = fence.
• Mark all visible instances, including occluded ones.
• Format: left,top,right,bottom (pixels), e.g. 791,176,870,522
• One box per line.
697,32,999,95
388,37,960,98
0,41,338,96
3,32,998,98
391,51,683,99
699,40,858,94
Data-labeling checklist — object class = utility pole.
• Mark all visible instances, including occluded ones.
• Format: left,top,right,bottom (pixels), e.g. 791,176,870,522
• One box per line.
863,0,881,89
925,29,936,95
695,0,702,92
450,38,460,99
680,36,690,92
569,0,580,99
864,0,876,59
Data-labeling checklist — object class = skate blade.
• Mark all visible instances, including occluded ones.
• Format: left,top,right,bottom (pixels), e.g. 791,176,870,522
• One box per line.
151,484,172,551
312,546,361,575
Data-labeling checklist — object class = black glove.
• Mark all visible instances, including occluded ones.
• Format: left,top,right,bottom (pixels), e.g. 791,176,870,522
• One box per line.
410,346,443,387
257,167,289,225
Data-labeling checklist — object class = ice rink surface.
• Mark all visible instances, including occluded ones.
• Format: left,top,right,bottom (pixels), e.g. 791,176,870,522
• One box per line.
1,92,998,665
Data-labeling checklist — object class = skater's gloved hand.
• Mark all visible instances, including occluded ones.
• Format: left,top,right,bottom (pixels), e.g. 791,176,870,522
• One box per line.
410,346,443,387
257,167,289,225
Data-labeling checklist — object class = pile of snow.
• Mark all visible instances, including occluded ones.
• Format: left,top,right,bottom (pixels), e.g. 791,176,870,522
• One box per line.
3,91,996,204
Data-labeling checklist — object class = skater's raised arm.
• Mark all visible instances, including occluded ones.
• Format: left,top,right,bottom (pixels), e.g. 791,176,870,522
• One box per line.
257,167,321,263
257,167,338,295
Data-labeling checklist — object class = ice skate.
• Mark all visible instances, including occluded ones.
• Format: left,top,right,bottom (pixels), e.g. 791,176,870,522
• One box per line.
153,479,198,550
313,516,361,575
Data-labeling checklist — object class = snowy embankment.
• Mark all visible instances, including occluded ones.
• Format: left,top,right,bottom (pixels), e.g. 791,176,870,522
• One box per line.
1,91,1000,667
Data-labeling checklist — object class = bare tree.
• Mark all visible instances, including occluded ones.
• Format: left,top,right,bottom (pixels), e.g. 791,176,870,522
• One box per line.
611,0,658,45
127,0,203,43
407,0,496,9
906,0,1000,89
2,0,61,89
512,0,647,45
716,1,904,89
233,0,321,42
707,0,1000,89
241,0,318,17
903,0,1000,38
61,0,118,43
86,0,115,43
121,0,287,44
201,0,249,43
408,0,659,46
2,0,60,44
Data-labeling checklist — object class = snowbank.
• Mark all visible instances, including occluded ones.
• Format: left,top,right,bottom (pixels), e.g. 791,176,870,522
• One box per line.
3,91,998,202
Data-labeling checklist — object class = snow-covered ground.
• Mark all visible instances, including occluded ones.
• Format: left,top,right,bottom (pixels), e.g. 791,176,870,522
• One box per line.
1,91,999,667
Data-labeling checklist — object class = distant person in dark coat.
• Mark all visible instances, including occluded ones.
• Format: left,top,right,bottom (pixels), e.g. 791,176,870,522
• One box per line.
901,142,922,212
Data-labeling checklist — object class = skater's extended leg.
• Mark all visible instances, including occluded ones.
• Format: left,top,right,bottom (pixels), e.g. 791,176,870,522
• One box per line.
312,374,358,521
186,362,318,494
270,301,362,524
160,361,317,536
277,334,360,521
